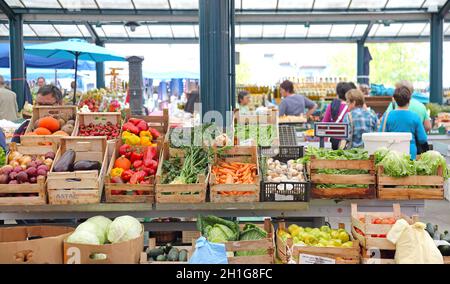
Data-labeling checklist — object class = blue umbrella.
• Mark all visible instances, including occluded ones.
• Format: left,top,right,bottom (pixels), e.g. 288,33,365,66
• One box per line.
25,38,125,104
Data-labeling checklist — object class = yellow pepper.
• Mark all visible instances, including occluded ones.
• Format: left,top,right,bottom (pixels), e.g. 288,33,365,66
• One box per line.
111,167,124,177
140,136,153,146
139,130,152,140
122,132,141,145
122,131,132,138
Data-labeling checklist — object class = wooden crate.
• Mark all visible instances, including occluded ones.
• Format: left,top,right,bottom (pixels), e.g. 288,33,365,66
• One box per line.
234,109,278,125
351,203,417,250
72,112,122,139
126,108,169,136
155,143,208,203
0,143,58,205
310,156,376,199
226,219,275,264
182,231,201,244
210,146,260,203
21,105,77,146
47,137,107,205
377,165,445,200
104,142,159,203
140,238,193,264
445,256,450,264
360,247,396,264
277,222,360,264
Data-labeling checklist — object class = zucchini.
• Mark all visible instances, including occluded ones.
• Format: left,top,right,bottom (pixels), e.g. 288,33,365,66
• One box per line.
167,248,179,261
146,247,164,258
156,254,167,261
178,249,188,262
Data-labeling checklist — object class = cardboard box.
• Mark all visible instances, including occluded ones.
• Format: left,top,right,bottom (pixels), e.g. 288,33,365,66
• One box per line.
64,231,144,264
0,226,74,264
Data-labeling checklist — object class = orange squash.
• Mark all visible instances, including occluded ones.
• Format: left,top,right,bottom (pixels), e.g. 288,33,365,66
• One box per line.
114,156,131,170
52,130,69,136
38,116,60,132
34,127,52,135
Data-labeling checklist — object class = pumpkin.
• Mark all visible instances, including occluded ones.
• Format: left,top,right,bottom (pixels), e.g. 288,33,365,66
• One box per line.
114,156,131,170
34,127,52,135
38,116,60,132
52,130,69,136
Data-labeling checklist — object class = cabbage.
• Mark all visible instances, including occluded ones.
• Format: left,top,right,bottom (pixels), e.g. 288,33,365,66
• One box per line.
76,221,106,244
236,224,267,256
416,151,449,178
67,230,100,245
86,216,112,243
208,225,231,243
107,215,142,243
379,151,415,177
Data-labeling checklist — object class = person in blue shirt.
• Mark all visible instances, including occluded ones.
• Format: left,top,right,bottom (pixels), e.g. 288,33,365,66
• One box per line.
379,86,427,160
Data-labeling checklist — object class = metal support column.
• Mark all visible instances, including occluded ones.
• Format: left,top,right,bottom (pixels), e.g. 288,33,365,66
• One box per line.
96,41,106,89
430,13,444,104
9,13,25,110
199,0,234,129
356,40,365,84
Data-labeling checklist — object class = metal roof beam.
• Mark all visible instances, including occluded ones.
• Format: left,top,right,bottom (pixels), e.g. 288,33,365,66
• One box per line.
439,0,450,18
360,21,374,43
84,22,101,44
0,0,15,18
15,10,431,23
0,36,447,44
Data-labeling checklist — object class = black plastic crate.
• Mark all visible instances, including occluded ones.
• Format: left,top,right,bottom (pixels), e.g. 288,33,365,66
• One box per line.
259,146,304,163
260,177,311,202
259,147,310,202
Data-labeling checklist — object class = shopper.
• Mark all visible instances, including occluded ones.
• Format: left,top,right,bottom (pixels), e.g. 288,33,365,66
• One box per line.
0,75,19,121
66,81,82,103
322,82,356,150
359,84,371,96
278,80,317,117
32,76,46,94
384,80,432,132
184,90,200,114
237,91,251,114
342,89,378,149
379,86,428,160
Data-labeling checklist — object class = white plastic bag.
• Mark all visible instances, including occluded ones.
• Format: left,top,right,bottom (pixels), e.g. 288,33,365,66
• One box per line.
387,219,444,264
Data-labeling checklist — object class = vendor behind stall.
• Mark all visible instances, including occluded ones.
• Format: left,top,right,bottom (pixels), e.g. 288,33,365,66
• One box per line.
379,86,428,160
384,80,431,132
236,91,251,114
343,89,378,149
278,80,317,117
11,85,63,144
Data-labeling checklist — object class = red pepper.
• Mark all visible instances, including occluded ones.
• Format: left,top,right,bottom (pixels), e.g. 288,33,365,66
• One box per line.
128,118,143,126
143,146,158,162
148,128,161,139
122,122,140,135
130,170,146,184
130,149,144,163
119,144,132,159
136,120,149,132
111,190,122,195
142,166,156,176
133,160,143,170
121,169,135,182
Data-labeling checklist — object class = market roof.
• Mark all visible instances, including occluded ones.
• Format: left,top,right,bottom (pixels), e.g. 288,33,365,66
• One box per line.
0,0,449,43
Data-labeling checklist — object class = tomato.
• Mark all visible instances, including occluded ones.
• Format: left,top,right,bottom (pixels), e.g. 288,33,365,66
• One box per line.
373,218,382,224
381,218,391,224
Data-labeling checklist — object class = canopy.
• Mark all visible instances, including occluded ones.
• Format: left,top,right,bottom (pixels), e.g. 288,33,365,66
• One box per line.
0,44,94,70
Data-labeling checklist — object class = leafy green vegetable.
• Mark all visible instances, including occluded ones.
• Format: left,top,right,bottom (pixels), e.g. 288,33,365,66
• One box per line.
197,215,240,241
161,157,182,184
415,151,449,178
170,146,211,184
378,150,415,177
374,147,390,165
235,124,276,147
0,147,5,167
299,147,369,164
235,224,268,256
